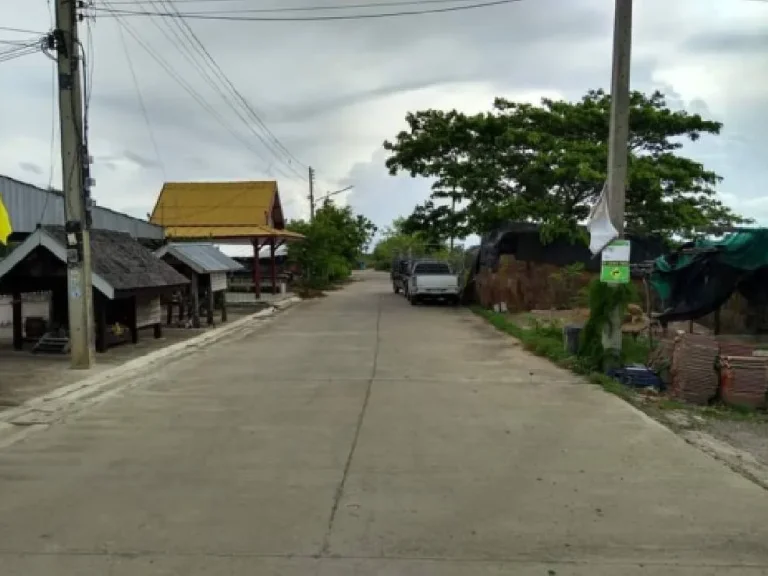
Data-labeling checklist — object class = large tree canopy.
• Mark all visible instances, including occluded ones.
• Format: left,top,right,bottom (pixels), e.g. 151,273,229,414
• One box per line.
384,89,751,241
400,199,468,248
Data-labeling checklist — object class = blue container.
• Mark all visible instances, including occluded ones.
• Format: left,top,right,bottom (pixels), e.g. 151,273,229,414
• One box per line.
606,364,665,391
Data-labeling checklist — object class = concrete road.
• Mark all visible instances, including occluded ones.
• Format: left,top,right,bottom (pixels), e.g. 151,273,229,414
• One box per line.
1,272,767,575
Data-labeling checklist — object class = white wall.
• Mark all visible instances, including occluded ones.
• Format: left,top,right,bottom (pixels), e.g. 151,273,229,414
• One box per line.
0,293,50,327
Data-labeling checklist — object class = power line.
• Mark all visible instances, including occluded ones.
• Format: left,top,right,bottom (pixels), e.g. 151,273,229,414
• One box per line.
138,0,307,181
90,0,520,22
155,0,308,174
116,16,166,179
0,26,47,34
0,44,40,64
101,4,307,183
0,38,40,45
99,0,502,10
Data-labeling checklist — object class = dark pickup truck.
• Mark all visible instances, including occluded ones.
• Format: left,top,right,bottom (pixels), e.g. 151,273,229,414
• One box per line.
390,257,412,295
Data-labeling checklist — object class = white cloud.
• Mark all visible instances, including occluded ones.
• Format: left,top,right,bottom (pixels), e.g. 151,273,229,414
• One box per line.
1,0,767,235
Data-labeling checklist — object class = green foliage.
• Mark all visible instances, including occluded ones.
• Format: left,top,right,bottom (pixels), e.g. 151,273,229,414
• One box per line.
287,202,376,289
384,89,751,241
400,199,468,248
471,307,647,400
578,280,639,371
369,216,456,271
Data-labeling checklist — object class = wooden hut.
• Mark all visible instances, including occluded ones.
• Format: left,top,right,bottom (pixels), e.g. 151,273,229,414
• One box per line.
154,242,243,327
0,226,189,353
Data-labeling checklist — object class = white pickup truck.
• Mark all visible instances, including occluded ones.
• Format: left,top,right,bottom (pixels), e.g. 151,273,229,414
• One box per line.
405,260,460,306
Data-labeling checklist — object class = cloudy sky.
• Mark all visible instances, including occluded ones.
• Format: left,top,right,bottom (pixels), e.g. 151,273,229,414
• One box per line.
1,0,767,250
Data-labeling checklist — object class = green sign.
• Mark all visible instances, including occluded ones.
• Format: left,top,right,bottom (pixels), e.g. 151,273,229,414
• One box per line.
600,239,631,284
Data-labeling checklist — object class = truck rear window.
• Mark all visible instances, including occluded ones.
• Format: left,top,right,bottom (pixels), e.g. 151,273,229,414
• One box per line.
414,262,452,275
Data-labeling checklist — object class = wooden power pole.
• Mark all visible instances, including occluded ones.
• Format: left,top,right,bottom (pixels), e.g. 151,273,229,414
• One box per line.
603,0,633,356
308,166,315,221
54,0,96,368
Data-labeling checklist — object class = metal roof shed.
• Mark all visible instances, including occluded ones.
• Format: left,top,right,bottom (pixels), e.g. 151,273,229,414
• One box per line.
0,175,164,242
0,227,189,353
154,242,243,327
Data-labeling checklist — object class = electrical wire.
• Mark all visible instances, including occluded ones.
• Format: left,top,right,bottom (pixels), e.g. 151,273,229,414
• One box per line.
153,0,308,176
101,4,306,183
122,0,296,180
0,38,40,45
0,44,40,64
99,0,501,11
116,19,166,179
107,0,307,182
0,26,47,35
90,0,520,21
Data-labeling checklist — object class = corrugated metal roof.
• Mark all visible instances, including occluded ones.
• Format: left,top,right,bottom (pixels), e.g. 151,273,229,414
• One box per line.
0,175,164,240
163,225,303,241
150,181,278,228
155,242,244,274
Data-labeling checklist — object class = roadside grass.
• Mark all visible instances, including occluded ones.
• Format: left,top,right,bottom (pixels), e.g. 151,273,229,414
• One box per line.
472,306,638,401
472,306,768,422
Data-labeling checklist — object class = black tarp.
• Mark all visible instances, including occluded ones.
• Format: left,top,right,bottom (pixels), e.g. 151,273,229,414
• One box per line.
652,230,768,324
474,222,665,273
460,222,665,304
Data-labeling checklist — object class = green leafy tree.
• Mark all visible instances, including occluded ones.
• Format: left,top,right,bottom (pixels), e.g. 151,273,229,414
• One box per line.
287,202,377,288
400,199,469,249
384,89,751,241
370,218,426,271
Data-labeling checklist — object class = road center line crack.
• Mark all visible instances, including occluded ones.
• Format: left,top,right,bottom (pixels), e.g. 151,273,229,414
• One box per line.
319,294,382,556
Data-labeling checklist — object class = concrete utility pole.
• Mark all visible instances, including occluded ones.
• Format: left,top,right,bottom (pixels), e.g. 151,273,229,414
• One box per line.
449,192,456,252
308,166,315,222
54,0,96,368
603,0,633,356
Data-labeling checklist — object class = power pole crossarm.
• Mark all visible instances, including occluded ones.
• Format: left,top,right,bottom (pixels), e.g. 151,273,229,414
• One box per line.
55,0,96,368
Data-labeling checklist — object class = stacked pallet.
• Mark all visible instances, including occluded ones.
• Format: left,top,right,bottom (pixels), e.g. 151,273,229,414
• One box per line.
669,333,719,405
476,256,592,312
719,354,768,410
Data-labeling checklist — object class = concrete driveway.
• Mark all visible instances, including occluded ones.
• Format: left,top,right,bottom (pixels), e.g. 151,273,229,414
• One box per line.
1,271,767,575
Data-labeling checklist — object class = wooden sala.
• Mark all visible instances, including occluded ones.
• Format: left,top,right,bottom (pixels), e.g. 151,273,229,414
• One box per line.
149,181,303,298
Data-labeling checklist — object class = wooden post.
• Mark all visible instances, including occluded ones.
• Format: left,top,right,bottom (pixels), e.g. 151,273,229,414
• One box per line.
252,238,262,299
190,271,200,328
95,293,108,353
12,291,22,351
270,237,277,295
220,290,228,322
129,296,139,344
207,280,215,327
154,322,162,339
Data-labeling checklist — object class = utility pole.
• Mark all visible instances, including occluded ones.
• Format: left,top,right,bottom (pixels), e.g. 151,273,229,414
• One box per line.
449,190,456,252
308,166,315,221
54,0,96,368
603,0,633,357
